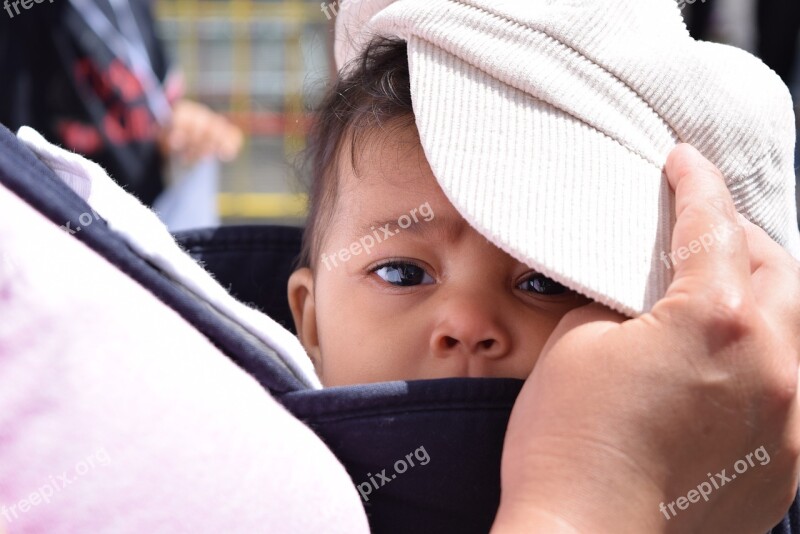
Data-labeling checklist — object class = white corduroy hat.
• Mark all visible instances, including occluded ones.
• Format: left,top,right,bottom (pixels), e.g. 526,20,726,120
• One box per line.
334,0,800,316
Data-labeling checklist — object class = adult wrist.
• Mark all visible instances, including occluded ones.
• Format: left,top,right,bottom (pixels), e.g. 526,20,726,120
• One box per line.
490,452,669,534
491,496,670,534
491,501,585,534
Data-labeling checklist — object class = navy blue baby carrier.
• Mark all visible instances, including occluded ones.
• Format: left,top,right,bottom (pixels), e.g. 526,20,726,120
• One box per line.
0,123,797,534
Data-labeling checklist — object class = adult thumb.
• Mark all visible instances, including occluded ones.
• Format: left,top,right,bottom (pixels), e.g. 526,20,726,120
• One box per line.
540,302,628,357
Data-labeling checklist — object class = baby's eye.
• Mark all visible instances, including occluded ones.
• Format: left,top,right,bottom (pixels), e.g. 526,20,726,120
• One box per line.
517,273,569,296
372,262,434,286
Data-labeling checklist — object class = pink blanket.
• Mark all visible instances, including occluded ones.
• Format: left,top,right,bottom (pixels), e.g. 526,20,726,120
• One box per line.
0,183,369,533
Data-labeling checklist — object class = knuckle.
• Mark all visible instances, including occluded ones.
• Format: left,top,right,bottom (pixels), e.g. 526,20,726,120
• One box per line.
770,371,800,412
678,203,709,227
783,431,800,464
756,338,798,415
764,378,800,428
764,361,799,411
714,219,747,252
708,196,738,222
698,288,755,341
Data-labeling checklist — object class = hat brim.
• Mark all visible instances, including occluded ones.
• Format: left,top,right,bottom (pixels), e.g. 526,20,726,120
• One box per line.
408,37,676,316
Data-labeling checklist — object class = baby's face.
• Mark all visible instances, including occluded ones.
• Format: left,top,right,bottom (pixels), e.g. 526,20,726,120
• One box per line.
289,124,589,386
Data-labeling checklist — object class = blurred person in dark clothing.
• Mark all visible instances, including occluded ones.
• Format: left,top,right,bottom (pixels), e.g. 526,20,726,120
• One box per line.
757,0,800,85
684,0,716,40
685,0,800,86
0,0,242,206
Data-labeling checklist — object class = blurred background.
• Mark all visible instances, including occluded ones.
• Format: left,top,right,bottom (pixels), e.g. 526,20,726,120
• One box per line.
1,0,797,228
156,0,330,226
153,0,800,227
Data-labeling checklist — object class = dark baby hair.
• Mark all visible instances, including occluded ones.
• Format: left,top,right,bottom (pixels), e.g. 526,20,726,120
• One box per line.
297,37,413,270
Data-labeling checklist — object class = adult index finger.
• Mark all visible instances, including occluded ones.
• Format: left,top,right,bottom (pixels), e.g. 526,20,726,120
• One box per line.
662,144,751,300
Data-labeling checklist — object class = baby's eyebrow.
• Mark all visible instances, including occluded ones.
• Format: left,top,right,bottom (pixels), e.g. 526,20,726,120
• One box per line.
352,214,463,242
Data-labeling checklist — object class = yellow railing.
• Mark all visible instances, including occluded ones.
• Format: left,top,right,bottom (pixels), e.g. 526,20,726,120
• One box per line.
157,0,327,221
218,193,308,219
157,2,325,21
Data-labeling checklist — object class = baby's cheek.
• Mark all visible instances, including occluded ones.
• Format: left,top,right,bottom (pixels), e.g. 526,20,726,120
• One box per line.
316,324,384,386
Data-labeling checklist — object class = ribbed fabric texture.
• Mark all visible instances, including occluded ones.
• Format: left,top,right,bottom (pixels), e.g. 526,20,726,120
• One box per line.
336,0,800,316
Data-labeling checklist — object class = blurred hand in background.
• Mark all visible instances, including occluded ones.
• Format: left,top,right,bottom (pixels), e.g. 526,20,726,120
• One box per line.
159,99,244,166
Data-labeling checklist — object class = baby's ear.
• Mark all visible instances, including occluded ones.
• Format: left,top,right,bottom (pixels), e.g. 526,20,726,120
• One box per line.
287,268,321,369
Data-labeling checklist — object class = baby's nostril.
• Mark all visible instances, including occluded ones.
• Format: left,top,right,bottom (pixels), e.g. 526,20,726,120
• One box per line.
443,336,458,349
480,339,494,350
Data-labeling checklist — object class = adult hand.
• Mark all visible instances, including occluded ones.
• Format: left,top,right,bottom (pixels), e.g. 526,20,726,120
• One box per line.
158,99,244,165
492,144,800,534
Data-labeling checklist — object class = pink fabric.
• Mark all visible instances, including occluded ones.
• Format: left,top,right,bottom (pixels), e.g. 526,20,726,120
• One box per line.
0,183,370,534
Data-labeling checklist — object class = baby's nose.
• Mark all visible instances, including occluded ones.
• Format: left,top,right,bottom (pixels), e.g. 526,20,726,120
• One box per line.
429,301,512,360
